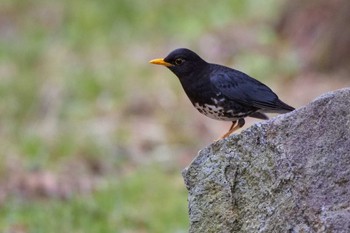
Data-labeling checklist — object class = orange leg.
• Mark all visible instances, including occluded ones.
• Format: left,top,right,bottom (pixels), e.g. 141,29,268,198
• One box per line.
218,118,245,140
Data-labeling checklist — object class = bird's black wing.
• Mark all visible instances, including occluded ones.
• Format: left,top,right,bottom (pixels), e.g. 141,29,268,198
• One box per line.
210,69,292,112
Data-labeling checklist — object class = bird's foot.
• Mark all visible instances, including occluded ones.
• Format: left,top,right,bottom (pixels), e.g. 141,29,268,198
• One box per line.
214,118,245,141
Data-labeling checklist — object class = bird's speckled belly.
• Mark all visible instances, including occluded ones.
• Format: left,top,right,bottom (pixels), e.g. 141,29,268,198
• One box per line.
193,102,250,121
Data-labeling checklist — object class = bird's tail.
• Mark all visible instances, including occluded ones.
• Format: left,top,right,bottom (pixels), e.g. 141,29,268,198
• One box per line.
262,99,295,113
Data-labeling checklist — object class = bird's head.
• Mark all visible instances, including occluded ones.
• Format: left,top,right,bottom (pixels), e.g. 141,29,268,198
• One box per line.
150,48,207,78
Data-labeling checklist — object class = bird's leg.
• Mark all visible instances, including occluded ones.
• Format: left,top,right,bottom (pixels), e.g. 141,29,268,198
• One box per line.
218,120,237,140
217,118,246,140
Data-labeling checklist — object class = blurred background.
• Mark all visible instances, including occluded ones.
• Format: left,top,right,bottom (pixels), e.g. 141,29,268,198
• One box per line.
0,0,349,232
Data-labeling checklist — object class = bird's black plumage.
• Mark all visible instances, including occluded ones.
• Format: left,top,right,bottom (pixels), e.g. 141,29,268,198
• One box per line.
150,48,294,139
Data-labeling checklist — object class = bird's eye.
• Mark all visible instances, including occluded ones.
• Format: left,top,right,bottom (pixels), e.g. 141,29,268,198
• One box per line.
174,58,185,66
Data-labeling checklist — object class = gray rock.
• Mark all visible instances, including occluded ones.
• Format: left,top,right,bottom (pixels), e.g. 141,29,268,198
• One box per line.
182,88,350,233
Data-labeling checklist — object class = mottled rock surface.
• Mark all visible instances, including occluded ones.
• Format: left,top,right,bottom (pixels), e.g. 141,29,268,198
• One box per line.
182,88,350,233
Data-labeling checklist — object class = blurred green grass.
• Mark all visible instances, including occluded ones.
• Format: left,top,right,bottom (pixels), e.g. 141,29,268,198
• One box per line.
0,167,188,233
0,0,285,232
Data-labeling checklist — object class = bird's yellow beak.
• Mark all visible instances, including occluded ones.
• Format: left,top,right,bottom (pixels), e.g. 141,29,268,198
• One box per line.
149,58,173,67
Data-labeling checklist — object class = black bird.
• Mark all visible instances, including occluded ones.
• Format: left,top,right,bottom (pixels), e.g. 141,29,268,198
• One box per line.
150,48,294,139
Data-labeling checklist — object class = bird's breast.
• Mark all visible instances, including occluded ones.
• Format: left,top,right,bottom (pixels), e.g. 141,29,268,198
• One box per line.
193,101,251,121
193,102,226,120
